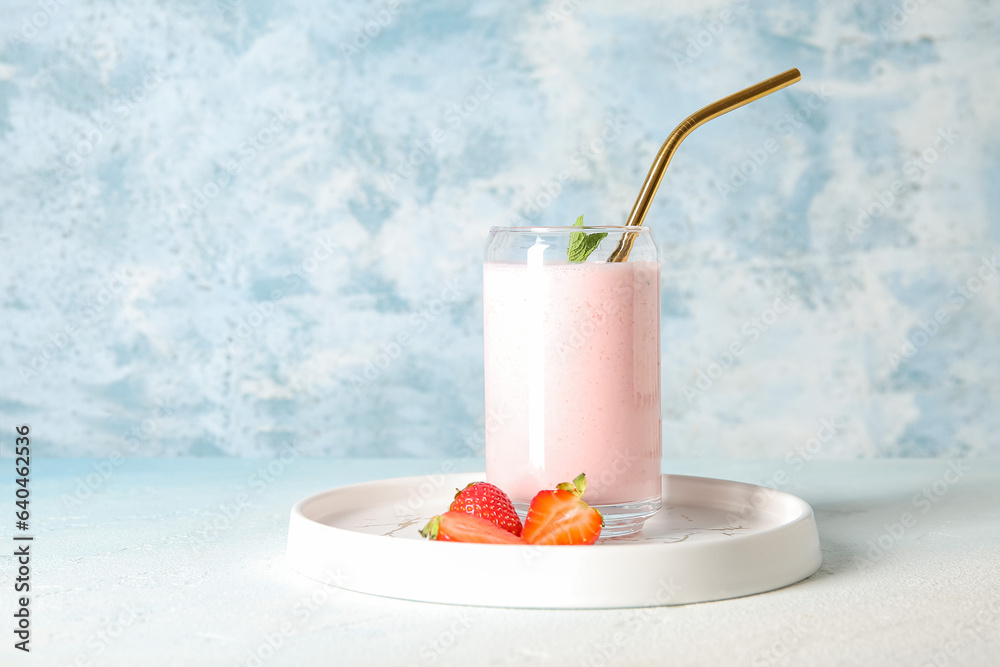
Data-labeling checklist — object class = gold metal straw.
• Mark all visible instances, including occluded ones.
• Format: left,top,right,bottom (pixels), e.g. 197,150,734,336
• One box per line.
607,68,802,262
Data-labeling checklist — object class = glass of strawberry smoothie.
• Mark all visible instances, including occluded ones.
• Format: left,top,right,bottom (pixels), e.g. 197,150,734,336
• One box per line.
483,225,661,537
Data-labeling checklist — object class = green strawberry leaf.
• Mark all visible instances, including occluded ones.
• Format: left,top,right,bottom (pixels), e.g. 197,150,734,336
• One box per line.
567,215,607,262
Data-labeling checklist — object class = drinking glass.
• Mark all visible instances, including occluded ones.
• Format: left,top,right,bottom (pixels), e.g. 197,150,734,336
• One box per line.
483,225,661,537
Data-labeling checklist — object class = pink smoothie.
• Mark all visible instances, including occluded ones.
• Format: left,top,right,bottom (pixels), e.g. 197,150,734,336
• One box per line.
484,259,661,506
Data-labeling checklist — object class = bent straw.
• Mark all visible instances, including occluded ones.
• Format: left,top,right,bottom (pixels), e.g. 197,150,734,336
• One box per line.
607,68,802,262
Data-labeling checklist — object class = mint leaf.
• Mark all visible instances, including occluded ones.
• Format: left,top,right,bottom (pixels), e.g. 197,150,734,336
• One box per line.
567,215,607,262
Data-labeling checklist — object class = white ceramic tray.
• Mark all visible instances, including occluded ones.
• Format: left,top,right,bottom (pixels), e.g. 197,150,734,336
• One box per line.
287,472,822,608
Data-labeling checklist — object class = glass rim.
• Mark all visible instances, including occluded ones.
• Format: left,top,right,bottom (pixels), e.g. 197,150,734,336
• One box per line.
489,225,650,234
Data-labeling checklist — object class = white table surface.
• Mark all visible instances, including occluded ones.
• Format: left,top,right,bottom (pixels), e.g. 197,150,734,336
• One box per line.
2,458,998,666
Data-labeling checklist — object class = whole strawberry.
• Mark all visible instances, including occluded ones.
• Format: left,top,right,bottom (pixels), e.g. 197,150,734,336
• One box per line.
449,481,523,536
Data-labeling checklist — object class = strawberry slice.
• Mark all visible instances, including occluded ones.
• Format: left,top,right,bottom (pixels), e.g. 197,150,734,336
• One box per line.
521,473,603,545
449,481,523,536
420,511,527,544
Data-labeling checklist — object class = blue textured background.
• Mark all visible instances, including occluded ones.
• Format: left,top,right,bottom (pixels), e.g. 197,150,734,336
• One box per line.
1,0,997,459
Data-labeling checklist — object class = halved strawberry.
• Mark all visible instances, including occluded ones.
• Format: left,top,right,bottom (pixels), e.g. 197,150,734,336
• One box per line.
420,511,527,544
521,473,603,545
449,481,523,536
